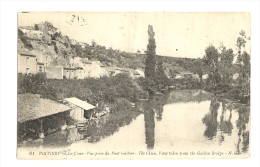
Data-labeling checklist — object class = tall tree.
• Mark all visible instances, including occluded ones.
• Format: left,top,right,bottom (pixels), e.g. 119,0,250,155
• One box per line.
203,45,219,88
145,25,156,78
236,30,250,96
219,45,234,84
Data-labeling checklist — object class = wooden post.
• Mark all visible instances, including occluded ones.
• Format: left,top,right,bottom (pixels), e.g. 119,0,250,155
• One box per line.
38,118,45,138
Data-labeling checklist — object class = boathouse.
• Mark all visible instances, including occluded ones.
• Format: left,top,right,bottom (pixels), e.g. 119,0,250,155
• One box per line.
64,97,96,123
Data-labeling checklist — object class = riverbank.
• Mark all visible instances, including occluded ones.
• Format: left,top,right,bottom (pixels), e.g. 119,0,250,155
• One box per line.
18,108,141,148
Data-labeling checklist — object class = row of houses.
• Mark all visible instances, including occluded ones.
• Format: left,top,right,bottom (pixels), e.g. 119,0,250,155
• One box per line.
18,49,144,79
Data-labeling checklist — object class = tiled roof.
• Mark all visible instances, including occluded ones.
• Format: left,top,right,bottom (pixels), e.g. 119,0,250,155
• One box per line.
18,94,71,123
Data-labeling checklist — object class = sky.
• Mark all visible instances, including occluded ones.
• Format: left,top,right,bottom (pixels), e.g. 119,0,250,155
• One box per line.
18,12,251,59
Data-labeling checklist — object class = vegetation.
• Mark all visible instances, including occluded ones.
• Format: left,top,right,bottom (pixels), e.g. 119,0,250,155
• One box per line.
201,30,250,103
18,29,33,50
18,73,144,106
145,25,157,79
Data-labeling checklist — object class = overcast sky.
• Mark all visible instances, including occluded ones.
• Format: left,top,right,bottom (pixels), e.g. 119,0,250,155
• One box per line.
18,12,250,58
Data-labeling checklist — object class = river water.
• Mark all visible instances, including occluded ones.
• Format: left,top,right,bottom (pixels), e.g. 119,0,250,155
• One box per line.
18,90,250,159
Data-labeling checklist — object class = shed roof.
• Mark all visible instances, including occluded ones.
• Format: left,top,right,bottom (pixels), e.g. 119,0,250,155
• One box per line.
18,94,71,123
64,97,96,110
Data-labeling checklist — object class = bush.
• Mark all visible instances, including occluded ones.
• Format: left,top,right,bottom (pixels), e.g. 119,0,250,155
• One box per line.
110,98,132,113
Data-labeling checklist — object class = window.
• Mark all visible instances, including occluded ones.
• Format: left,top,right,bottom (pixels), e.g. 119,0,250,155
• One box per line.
39,66,42,72
26,57,29,64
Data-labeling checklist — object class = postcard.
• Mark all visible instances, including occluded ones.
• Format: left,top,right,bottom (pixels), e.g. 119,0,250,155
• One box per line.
17,12,250,159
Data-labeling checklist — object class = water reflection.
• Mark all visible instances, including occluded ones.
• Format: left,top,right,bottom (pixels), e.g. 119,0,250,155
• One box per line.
200,95,250,154
143,101,155,149
235,105,250,154
202,97,220,139
19,90,250,155
218,100,233,144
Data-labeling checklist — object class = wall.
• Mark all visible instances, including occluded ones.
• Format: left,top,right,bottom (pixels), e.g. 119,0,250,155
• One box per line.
89,61,101,78
63,68,77,79
18,54,37,74
46,66,63,79
37,64,45,73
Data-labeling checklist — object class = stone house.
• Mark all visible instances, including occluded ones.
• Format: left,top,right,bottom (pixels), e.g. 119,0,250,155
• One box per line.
18,49,37,74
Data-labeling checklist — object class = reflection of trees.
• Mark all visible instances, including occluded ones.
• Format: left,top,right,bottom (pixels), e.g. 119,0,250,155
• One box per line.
218,101,233,144
86,110,140,143
154,97,164,121
202,97,220,139
143,100,155,149
235,106,250,154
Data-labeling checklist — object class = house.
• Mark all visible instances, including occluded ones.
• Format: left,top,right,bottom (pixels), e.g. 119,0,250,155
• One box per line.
46,66,63,79
129,69,141,79
63,67,77,79
76,66,84,79
114,66,122,75
37,62,45,73
18,49,37,74
233,73,239,80
135,69,145,77
77,42,86,49
18,93,71,139
69,39,77,45
81,59,92,78
202,74,209,80
30,50,51,72
90,61,109,78
21,29,44,40
175,74,185,79
105,67,116,77
64,97,96,123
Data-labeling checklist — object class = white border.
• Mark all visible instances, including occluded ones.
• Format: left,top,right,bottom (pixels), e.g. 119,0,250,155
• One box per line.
0,1,259,167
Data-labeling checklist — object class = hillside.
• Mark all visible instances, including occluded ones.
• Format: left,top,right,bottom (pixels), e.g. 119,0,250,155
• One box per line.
18,21,239,77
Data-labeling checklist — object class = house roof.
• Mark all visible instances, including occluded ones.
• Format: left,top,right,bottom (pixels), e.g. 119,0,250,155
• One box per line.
64,97,96,111
76,66,83,69
95,61,105,67
81,59,92,64
18,94,71,123
37,62,44,65
63,67,77,70
18,49,36,57
131,69,140,75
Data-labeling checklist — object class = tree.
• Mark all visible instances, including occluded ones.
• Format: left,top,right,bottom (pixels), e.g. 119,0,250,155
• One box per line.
52,32,60,40
34,24,39,30
155,61,170,89
235,30,250,97
219,45,234,84
203,45,219,88
92,40,97,47
169,69,177,78
18,29,33,50
145,25,156,79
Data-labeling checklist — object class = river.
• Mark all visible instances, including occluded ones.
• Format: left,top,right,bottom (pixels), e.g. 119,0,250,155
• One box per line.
18,90,250,159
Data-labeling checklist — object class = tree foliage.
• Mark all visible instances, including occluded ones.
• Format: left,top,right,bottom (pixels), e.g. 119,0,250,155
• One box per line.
145,25,156,79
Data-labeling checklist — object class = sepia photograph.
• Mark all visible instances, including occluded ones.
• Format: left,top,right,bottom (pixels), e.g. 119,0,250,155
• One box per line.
16,12,252,160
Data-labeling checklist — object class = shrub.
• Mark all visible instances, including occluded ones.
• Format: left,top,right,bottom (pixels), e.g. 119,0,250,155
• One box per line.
110,98,132,113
